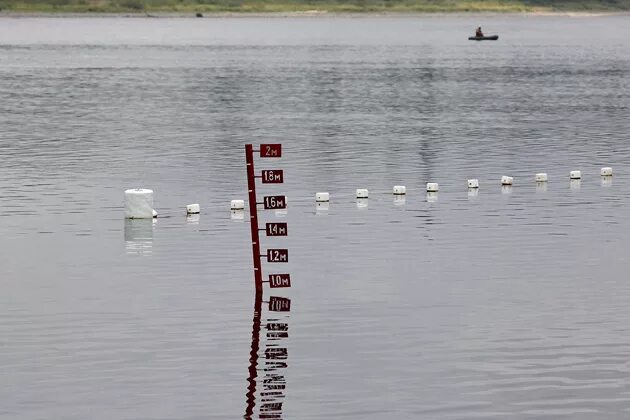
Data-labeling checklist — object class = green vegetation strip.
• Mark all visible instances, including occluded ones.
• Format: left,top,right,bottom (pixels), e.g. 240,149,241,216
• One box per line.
1,0,628,13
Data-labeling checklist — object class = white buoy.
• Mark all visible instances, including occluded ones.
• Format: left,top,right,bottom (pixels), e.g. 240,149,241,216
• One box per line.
393,185,406,195
356,189,369,198
315,192,330,202
467,179,479,189
231,199,245,210
427,191,438,202
501,176,513,186
426,182,439,192
570,170,581,179
356,198,368,209
186,203,200,214
601,167,613,177
535,173,548,182
124,188,155,219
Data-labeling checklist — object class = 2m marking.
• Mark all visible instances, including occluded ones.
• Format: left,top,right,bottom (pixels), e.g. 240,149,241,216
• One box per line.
263,195,286,210
261,170,284,184
266,223,288,237
269,274,291,288
260,144,282,158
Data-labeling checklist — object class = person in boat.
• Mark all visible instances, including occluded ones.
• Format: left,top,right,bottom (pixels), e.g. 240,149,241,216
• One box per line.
475,27,484,37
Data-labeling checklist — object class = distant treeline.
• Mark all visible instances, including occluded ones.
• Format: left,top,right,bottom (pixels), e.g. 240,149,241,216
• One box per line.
1,0,628,13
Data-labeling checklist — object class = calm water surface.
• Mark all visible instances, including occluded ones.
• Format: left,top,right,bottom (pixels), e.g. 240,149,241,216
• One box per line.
1,16,630,419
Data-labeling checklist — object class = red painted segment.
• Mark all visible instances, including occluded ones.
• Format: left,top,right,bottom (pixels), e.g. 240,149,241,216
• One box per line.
246,144,263,293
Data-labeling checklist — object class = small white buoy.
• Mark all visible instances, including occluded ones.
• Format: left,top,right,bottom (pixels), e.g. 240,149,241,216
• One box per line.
427,191,438,202
393,185,406,195
315,192,330,202
535,173,548,182
152,209,158,218
601,167,613,177
501,176,513,186
467,179,479,189
393,196,406,206
186,203,200,214
231,199,245,210
356,198,368,209
356,189,369,199
426,182,439,192
124,188,155,219
570,170,581,180
231,210,245,221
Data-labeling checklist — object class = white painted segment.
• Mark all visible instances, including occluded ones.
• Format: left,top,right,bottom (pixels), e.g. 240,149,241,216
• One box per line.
467,179,479,189
393,185,406,195
570,170,581,179
601,167,613,176
124,188,155,219
356,188,369,198
231,199,245,210
426,182,439,192
535,173,548,182
316,192,330,202
501,176,513,186
186,203,200,214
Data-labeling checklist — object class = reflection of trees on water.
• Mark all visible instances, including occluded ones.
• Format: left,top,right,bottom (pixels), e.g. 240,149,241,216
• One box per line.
244,292,291,419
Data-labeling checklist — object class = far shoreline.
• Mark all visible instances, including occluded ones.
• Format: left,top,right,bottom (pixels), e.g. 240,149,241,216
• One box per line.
1,10,629,18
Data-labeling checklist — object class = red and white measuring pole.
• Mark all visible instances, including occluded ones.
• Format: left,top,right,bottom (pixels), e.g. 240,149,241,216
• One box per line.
245,144,291,294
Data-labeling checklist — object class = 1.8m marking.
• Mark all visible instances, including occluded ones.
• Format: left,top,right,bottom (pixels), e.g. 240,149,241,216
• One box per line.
266,223,288,237
261,170,283,184
263,195,286,210
267,249,288,263
260,144,282,158
269,274,291,288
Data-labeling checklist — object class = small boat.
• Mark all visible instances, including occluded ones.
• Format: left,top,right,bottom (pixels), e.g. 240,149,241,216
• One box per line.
468,35,499,41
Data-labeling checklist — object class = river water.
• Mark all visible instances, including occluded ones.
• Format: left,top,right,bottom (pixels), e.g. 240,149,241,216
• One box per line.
1,15,630,419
